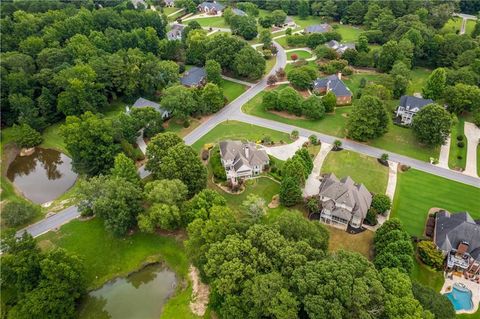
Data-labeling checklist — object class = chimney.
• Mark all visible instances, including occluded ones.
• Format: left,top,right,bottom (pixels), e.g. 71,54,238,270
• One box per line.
245,145,250,159
337,72,342,80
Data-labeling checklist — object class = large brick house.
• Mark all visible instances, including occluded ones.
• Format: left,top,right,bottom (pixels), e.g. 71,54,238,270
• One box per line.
313,73,352,105
395,95,434,125
197,1,224,15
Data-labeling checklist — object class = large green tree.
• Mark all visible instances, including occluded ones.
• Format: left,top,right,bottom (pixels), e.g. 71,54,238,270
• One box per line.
110,152,140,185
234,46,266,80
279,177,302,207
347,95,390,141
422,68,446,100
145,132,183,174
444,83,480,114
161,85,197,120
412,104,452,146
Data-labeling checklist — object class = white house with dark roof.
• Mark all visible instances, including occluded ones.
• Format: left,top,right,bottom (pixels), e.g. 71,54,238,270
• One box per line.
313,73,352,105
317,173,372,230
167,24,184,41
305,23,332,34
197,1,225,15
395,95,434,125
180,67,206,87
325,40,356,55
434,211,480,277
219,140,269,183
164,0,175,7
128,97,170,119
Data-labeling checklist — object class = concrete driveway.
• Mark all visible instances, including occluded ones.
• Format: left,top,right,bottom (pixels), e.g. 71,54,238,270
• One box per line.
303,142,333,197
464,122,480,177
260,137,308,161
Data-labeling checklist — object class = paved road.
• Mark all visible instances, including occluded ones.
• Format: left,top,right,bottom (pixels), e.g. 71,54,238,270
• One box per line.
17,205,80,238
453,12,478,35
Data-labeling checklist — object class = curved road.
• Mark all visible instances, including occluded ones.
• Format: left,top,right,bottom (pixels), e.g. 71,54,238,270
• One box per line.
18,41,479,238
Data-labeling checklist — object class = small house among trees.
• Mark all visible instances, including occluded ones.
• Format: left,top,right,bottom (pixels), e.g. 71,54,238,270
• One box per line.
304,23,332,34
180,67,207,87
129,97,170,119
325,40,356,55
313,73,352,105
197,1,224,15
395,95,434,125
167,24,184,41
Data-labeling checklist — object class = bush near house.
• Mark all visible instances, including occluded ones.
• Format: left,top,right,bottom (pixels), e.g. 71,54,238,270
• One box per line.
417,240,445,270
210,147,227,181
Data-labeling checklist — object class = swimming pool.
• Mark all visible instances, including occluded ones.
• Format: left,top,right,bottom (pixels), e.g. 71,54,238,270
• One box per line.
445,283,474,311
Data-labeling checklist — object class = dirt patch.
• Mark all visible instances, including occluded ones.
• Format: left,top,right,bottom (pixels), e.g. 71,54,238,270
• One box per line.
268,194,280,208
189,265,210,316
269,110,307,120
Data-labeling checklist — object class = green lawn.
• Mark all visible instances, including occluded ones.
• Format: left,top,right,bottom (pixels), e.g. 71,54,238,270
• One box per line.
292,16,326,29
466,19,476,35
321,150,389,194
477,144,480,174
275,36,289,48
410,258,444,292
448,117,467,170
285,60,317,74
265,55,277,75
191,120,291,152
441,17,463,34
391,169,480,236
162,6,181,16
286,49,312,60
219,79,246,102
333,24,363,42
186,16,227,28
407,67,431,95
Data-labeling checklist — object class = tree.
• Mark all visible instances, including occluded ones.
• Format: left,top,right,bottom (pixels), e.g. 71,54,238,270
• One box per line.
412,282,456,319
262,90,279,110
322,91,337,113
184,189,227,222
201,83,224,114
145,132,182,174
362,83,392,101
271,10,287,26
2,201,40,227
259,29,272,48
144,179,188,206
357,34,369,53
206,34,246,71
287,66,316,90
267,74,277,86
110,153,140,185
185,29,208,65
278,87,302,115
234,46,266,80
241,194,266,221
347,95,389,141
205,59,222,84
161,85,197,120
279,177,302,207
417,240,445,269
370,194,392,214
154,143,207,196
130,107,164,139
412,104,452,146
444,84,480,114
223,7,235,25
11,123,42,148
77,175,143,236
230,15,258,40
295,148,314,174
422,68,446,100
302,95,325,119
138,203,181,232
298,0,310,19
61,112,120,176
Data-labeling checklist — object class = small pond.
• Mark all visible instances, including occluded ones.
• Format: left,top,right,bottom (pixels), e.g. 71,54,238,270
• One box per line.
6,148,77,204
78,263,177,319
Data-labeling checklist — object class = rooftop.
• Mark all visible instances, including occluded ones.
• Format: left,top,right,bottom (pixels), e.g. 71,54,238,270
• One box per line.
305,23,331,33
399,95,434,112
180,67,206,87
313,74,352,97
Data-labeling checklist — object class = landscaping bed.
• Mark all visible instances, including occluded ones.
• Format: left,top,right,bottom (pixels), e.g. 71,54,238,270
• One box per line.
448,117,467,170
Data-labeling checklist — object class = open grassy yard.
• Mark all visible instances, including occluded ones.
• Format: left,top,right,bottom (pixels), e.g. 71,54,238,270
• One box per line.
477,144,480,174
186,16,227,28
265,55,277,75
292,15,326,28
333,24,363,42
327,226,374,260
162,6,181,16
285,60,317,74
410,258,444,292
321,150,389,194
448,117,467,170
219,79,247,102
391,169,480,236
191,120,291,152
287,49,312,60
407,67,431,95
441,17,463,34
165,117,203,137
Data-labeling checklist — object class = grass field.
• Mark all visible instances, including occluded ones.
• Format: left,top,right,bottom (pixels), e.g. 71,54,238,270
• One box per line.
327,226,374,259
191,120,291,152
407,68,431,95
186,16,227,28
162,6,181,16
448,117,467,170
478,144,480,174
441,17,463,34
333,24,363,42
285,60,317,74
219,79,246,102
410,258,444,292
265,55,277,75
321,150,389,194
286,49,312,60
391,169,480,236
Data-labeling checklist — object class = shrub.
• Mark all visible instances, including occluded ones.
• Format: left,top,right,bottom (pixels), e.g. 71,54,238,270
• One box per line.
201,149,209,161
457,141,464,148
380,153,389,161
183,119,190,128
290,53,298,61
121,139,138,161
309,135,318,145
133,148,145,161
456,135,463,141
291,130,299,139
359,77,367,88
365,209,378,226
210,148,227,181
417,240,445,270
333,139,342,150
276,68,286,79
2,201,40,227
371,194,392,215
12,124,43,148
342,66,354,76
267,74,277,85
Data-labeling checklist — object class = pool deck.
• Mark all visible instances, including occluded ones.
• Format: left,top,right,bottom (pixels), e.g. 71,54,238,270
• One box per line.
441,274,480,314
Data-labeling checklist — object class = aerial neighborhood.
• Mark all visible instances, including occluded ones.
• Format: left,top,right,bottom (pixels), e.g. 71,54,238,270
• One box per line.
1,0,480,319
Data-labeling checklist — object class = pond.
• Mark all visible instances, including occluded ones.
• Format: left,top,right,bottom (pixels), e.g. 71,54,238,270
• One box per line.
78,263,177,319
6,148,77,204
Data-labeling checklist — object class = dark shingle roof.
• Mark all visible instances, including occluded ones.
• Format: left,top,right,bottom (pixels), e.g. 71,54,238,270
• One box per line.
167,24,184,41
399,95,434,112
305,23,331,33
232,8,246,16
313,74,352,97
180,67,206,87
434,211,480,260
132,97,169,116
198,1,225,11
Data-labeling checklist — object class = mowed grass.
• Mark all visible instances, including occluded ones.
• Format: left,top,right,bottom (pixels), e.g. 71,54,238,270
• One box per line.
321,150,389,194
448,117,467,170
333,24,363,42
186,16,227,28
477,144,480,174
219,79,247,102
327,226,374,260
441,17,463,34
410,258,444,292
407,67,431,95
191,120,290,152
286,49,312,60
391,169,480,236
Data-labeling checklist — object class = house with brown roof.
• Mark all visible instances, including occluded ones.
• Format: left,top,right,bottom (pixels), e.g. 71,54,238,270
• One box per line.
219,140,269,183
317,173,372,230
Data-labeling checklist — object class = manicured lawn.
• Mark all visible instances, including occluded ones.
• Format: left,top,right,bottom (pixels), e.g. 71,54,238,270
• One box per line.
448,117,467,170
410,258,444,292
342,72,384,95
275,35,289,48
391,169,480,236
165,117,202,138
219,78,246,102
285,60,317,74
265,55,277,75
191,120,291,152
292,16,326,28
441,17,462,33
333,24,363,42
477,144,480,174
407,67,431,95
39,122,67,154
466,19,476,35
186,16,227,28
162,6,181,16
321,150,389,194
327,226,374,260
286,49,312,60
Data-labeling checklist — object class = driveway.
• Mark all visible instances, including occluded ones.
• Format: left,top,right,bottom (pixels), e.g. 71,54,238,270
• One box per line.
303,142,332,197
260,137,308,161
437,135,450,169
464,122,480,177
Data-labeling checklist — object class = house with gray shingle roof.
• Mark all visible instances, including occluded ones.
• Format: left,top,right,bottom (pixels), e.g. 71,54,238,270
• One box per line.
313,73,352,105
197,1,225,15
219,140,269,183
129,97,170,118
164,0,175,7
232,8,246,16
305,23,332,34
434,211,480,275
167,24,184,41
180,67,206,87
395,95,434,125
317,173,372,230
325,40,355,55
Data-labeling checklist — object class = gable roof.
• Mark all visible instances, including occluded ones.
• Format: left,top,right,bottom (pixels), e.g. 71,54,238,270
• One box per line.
131,97,169,116
165,0,175,4
313,74,352,97
398,95,434,112
198,1,225,11
232,8,246,16
180,67,206,87
167,24,184,40
305,23,331,33
319,173,372,220
325,40,356,54
219,140,269,172
434,211,480,260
